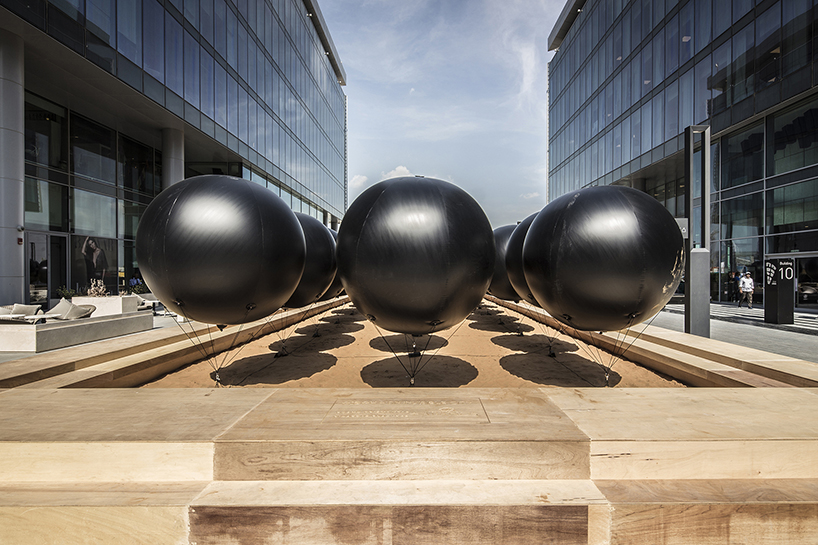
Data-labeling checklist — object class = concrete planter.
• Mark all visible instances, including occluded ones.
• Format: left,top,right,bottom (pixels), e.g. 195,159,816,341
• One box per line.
72,295,139,317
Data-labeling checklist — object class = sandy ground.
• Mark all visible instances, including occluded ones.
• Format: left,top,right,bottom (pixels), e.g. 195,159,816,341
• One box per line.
142,300,685,389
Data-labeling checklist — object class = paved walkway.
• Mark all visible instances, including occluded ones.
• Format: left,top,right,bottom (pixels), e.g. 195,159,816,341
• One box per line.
656,303,818,363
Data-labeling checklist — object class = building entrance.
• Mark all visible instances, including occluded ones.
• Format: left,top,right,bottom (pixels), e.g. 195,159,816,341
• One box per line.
25,232,67,310
796,255,818,311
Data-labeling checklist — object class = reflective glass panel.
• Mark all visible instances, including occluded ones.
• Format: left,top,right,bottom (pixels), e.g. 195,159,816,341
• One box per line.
773,95,818,175
24,179,69,232
71,115,116,184
24,94,68,170
766,179,818,234
724,122,764,188
143,0,164,82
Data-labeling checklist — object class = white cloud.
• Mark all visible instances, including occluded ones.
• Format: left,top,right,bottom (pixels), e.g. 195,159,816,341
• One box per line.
350,174,369,189
521,192,540,200
380,165,413,180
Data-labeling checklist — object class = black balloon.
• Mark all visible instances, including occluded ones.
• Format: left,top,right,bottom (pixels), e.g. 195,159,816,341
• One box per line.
523,185,684,332
487,225,519,301
318,229,345,301
136,175,306,325
337,176,495,335
285,213,338,308
505,212,540,306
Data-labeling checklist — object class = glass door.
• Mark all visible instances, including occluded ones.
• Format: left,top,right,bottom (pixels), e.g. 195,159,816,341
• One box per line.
796,256,818,310
26,232,68,309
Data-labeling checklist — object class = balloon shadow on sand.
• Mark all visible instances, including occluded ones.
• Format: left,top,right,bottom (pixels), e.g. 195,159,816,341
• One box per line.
369,334,448,354
499,352,621,387
467,310,535,334
492,333,621,387
361,355,478,388
213,351,338,386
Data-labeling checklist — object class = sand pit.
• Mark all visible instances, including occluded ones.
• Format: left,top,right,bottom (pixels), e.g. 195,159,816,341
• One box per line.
141,300,685,389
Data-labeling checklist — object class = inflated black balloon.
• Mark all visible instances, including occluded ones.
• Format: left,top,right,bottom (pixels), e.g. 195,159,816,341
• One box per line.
136,175,306,324
523,185,684,332
487,225,519,301
285,213,337,308
337,176,495,335
505,212,540,306
318,229,345,301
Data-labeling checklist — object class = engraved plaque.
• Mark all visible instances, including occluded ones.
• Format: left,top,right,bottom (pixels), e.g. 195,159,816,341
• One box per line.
325,397,489,424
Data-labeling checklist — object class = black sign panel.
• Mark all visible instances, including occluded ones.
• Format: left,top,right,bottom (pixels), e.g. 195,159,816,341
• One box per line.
765,259,795,324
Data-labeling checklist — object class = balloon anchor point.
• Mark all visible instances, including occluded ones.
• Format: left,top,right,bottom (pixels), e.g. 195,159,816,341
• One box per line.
409,377,415,386
408,351,421,358
275,346,289,358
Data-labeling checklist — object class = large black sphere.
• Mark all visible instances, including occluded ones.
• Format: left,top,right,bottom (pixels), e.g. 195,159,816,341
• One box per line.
523,185,684,332
136,175,306,325
285,213,337,308
487,225,519,301
337,176,495,335
318,229,345,301
505,212,540,306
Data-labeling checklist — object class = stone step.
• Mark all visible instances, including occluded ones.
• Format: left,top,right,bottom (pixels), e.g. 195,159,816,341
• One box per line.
2,479,818,544
10,298,347,389
487,297,812,388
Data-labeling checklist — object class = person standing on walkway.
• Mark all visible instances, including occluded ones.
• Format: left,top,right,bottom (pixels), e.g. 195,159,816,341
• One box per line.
738,272,755,308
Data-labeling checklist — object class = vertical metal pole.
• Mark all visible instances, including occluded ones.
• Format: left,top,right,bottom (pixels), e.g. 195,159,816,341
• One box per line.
684,125,711,338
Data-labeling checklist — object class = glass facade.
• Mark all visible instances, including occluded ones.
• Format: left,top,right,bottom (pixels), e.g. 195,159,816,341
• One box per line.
2,0,346,222
548,0,818,308
4,0,346,303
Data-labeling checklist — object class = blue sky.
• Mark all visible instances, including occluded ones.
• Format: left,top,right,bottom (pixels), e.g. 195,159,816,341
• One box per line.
320,0,562,228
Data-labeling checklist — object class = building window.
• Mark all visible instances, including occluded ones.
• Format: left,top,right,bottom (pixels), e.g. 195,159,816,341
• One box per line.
25,94,68,171
724,122,764,188
721,193,764,239
773,95,818,175
766,179,818,234
71,115,116,184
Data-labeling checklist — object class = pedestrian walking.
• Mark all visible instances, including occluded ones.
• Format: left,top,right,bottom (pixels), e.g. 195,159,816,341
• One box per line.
738,272,755,308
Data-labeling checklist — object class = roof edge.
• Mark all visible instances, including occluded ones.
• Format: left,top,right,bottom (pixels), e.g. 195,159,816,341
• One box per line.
548,0,587,51
302,0,347,85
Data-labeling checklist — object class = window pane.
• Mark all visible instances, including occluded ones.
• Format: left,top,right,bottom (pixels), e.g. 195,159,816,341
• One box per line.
711,41,730,115
756,2,781,92
724,122,764,188
713,0,730,39
87,0,115,45
732,22,754,104
642,42,653,95
721,193,763,239
24,179,69,231
766,179,818,234
652,90,664,148
71,115,116,184
165,14,184,95
226,7,237,68
200,0,213,45
666,14,679,77
143,0,163,82
185,0,198,26
783,0,810,77
694,0,711,54
653,29,665,86
773,94,818,175
214,0,226,58
184,31,200,107
641,100,652,151
733,0,753,24
680,1,694,64
117,0,141,65
25,94,68,170
215,62,227,127
71,191,116,238
665,79,679,140
228,75,238,134
200,48,215,119
694,54,711,123
118,135,152,195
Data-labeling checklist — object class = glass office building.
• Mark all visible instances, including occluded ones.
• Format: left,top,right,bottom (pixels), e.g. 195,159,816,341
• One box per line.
548,0,818,309
0,0,347,307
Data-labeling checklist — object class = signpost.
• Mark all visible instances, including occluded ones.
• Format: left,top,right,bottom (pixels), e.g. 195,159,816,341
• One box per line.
764,259,795,324
684,125,711,338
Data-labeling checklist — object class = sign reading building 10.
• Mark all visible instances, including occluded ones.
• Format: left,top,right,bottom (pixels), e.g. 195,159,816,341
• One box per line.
766,259,795,286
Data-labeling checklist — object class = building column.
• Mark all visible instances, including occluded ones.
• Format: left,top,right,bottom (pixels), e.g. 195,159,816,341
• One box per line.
0,30,25,305
162,128,185,188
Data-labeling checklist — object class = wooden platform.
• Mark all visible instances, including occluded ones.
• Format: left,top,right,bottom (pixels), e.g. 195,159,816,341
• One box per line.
2,387,818,544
